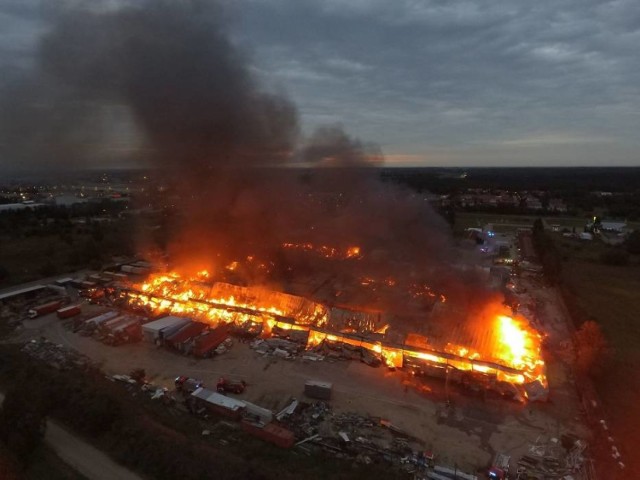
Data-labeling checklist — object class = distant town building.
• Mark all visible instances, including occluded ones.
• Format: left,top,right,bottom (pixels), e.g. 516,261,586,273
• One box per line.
547,198,567,212
525,196,543,210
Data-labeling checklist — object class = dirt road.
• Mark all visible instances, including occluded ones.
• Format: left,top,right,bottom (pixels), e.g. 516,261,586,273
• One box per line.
0,392,142,480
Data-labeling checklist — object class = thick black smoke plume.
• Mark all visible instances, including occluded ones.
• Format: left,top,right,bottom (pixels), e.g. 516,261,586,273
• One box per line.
1,1,298,172
0,1,487,319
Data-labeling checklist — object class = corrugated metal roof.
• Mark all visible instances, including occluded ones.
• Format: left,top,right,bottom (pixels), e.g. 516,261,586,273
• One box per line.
0,285,46,301
142,315,190,332
166,321,208,344
243,401,274,423
191,388,246,411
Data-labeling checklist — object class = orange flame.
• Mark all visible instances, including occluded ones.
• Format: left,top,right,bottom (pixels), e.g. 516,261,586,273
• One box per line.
124,271,546,390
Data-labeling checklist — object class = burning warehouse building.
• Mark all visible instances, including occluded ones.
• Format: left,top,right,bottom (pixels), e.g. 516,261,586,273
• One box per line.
122,271,547,400
10,1,548,401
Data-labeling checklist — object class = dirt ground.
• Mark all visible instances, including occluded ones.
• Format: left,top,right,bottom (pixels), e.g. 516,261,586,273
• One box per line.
15,296,589,474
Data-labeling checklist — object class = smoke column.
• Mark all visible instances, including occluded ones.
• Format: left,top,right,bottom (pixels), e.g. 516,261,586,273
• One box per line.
0,0,486,318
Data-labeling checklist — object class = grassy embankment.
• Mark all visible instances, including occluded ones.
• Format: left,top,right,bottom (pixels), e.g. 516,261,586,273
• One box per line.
556,235,640,473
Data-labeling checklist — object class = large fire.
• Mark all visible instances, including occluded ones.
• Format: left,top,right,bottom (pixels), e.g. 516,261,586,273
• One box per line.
123,271,546,394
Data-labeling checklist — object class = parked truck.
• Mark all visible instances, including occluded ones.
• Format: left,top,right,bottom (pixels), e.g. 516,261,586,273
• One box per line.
489,453,511,480
175,376,203,394
216,377,246,394
28,300,64,319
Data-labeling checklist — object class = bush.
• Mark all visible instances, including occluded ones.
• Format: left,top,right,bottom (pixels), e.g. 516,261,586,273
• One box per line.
574,320,610,377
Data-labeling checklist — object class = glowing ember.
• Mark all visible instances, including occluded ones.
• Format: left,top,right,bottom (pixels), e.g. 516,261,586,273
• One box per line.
282,242,362,259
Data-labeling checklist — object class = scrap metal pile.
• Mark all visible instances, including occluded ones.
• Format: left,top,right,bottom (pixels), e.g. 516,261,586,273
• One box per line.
277,400,477,478
21,338,94,370
517,434,595,480
121,271,547,397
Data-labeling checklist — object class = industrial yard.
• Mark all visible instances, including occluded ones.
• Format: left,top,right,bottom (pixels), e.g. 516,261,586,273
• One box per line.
0,239,597,480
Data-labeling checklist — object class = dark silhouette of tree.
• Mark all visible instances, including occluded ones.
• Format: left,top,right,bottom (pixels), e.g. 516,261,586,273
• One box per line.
626,230,640,254
531,218,562,284
0,386,47,466
574,320,610,377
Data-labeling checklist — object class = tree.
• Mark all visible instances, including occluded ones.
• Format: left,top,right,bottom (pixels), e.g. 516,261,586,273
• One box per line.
533,218,544,233
573,320,610,377
0,386,47,466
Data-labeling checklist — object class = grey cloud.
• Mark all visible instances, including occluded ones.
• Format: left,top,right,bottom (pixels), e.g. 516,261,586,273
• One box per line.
235,0,640,165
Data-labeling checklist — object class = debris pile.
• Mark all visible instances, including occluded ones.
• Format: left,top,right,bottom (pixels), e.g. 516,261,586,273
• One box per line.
517,434,593,479
278,400,446,474
21,338,93,370
250,338,302,358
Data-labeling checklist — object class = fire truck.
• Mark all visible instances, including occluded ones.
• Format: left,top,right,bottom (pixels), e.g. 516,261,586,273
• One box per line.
488,453,511,480
174,376,203,394
216,377,246,394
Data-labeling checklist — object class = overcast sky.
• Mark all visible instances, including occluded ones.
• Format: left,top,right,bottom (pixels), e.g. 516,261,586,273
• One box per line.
1,0,639,167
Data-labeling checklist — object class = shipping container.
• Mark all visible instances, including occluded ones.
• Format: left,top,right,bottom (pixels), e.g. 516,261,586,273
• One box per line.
241,421,295,448
192,323,230,357
123,322,142,341
84,310,119,327
111,318,139,333
100,316,130,331
142,316,191,343
165,321,208,351
28,300,64,319
191,387,245,419
56,304,81,319
304,380,333,400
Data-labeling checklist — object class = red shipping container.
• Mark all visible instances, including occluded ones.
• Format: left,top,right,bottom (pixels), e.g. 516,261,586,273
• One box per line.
192,323,230,357
241,421,295,448
56,304,81,319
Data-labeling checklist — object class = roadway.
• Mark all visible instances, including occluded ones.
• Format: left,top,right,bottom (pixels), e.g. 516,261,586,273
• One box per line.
0,392,142,480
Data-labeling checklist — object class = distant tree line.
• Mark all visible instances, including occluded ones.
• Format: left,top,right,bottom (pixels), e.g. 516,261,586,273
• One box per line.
532,219,562,284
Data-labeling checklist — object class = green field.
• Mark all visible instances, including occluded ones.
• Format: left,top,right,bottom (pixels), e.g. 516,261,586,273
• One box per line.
560,252,640,473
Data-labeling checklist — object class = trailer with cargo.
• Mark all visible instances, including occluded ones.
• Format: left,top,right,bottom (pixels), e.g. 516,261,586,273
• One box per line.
190,387,246,419
28,300,65,318
165,321,208,352
142,316,191,344
241,421,295,448
56,304,81,319
102,318,142,345
80,311,119,334
192,323,231,358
